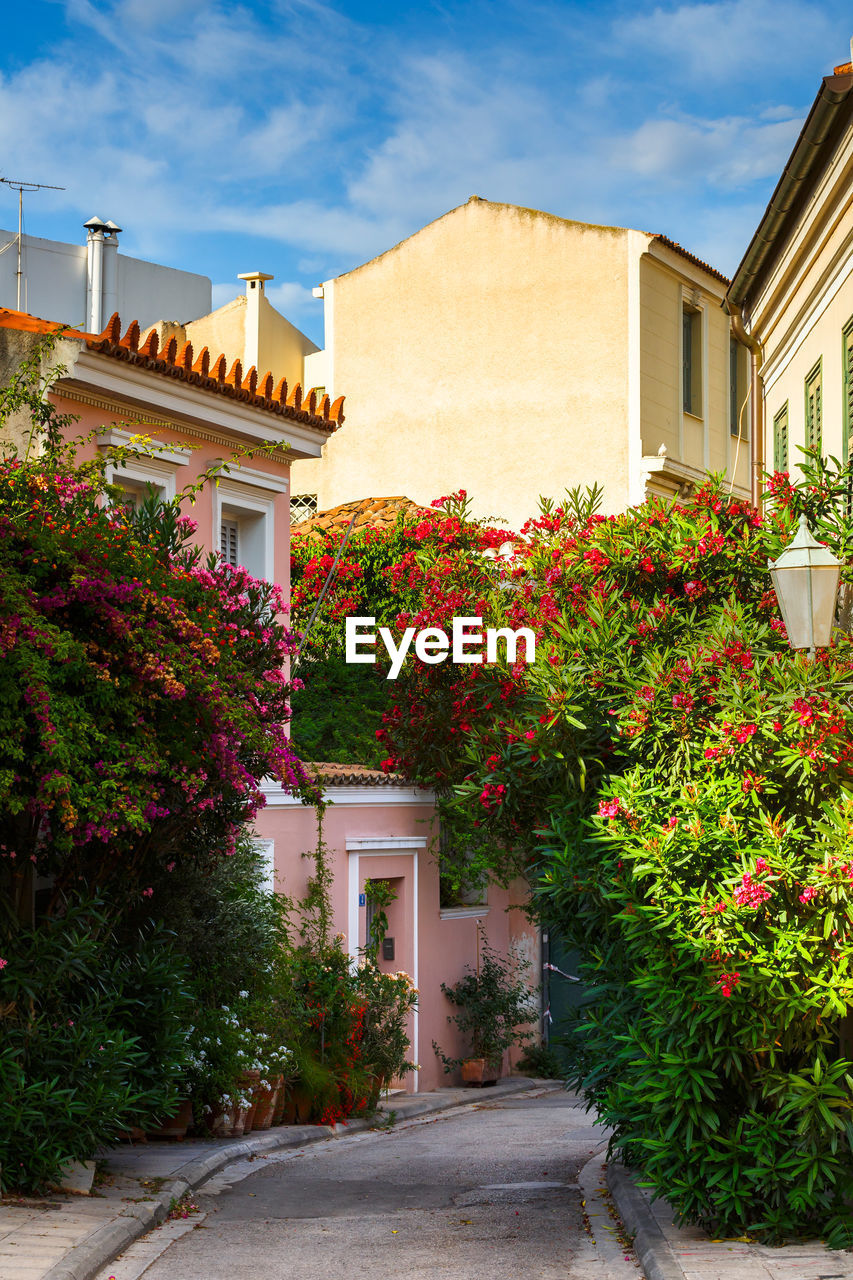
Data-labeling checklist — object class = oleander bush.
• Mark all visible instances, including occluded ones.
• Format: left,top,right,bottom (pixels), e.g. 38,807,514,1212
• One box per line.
0,900,192,1193
370,461,853,1242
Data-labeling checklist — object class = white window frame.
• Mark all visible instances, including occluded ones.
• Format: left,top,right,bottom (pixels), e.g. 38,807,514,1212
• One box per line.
212,476,276,582
253,838,276,895
99,429,191,504
105,455,180,502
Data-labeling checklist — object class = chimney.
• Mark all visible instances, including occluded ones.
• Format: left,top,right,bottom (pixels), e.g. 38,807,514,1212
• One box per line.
102,220,122,324
237,271,273,372
84,216,121,332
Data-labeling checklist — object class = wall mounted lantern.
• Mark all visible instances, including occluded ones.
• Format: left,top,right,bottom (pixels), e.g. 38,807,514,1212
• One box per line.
768,514,841,659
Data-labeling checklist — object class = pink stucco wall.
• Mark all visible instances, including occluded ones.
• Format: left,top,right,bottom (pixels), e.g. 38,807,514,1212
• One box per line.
255,791,541,1094
51,393,292,599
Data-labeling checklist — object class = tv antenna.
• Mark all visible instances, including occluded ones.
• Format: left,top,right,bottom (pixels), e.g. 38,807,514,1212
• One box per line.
0,176,65,310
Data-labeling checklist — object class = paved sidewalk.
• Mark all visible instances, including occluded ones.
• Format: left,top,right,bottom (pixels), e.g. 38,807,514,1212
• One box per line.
0,1078,558,1280
608,1161,853,1280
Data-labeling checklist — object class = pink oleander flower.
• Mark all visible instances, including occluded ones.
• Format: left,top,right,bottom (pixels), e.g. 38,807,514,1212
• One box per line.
798,886,818,903
733,873,771,909
597,797,621,819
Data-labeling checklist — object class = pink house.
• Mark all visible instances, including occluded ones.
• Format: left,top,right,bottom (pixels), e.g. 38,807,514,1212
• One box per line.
256,763,537,1093
0,306,541,1095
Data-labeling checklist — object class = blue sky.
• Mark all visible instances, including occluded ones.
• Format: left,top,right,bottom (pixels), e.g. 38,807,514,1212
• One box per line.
0,0,851,343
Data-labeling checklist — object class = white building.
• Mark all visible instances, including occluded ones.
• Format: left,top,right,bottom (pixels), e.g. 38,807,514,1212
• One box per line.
0,218,211,333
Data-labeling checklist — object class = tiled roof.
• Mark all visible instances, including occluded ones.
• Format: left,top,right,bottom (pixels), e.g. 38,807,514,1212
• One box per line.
0,309,344,434
651,235,730,286
293,495,433,536
309,762,410,787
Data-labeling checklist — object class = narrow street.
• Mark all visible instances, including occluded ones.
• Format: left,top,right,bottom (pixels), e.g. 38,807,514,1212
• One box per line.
102,1090,642,1280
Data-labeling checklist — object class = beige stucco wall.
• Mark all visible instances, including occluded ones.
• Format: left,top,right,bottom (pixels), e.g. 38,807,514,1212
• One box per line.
639,257,681,460
639,252,749,496
175,289,319,391
292,200,747,525
292,199,637,531
745,122,853,473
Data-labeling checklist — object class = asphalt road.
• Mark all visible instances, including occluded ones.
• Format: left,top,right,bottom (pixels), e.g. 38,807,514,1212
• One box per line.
136,1090,626,1279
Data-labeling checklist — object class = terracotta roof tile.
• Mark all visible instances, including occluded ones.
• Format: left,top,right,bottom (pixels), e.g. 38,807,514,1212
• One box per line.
293,495,433,537
650,235,730,286
0,308,344,434
308,762,410,787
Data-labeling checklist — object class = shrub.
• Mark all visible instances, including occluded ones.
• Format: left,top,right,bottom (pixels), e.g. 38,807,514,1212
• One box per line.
370,457,853,1241
0,900,192,1192
434,933,536,1071
548,770,853,1244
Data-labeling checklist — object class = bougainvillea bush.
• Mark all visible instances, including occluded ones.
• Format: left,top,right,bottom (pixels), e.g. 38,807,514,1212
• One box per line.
0,343,312,1189
372,465,853,1242
0,346,312,917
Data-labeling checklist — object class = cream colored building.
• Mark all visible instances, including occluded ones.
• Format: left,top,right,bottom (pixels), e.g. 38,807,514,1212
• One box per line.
289,198,750,530
727,55,853,500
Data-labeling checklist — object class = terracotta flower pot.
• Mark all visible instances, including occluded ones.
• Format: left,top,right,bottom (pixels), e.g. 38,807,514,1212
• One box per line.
460,1058,499,1086
253,1075,283,1131
237,1070,261,1134
207,1101,250,1137
146,1098,193,1140
271,1080,290,1126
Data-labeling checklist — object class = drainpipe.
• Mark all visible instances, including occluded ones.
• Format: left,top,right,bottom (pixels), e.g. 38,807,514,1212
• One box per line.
728,301,765,511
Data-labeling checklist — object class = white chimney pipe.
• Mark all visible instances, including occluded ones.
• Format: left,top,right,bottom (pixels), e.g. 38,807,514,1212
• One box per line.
84,217,121,333
237,271,273,371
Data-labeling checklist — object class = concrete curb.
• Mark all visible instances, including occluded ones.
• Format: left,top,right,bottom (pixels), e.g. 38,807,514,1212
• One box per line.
42,1077,559,1280
606,1162,684,1280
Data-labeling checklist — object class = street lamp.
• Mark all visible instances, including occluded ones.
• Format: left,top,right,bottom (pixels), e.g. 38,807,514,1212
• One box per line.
768,514,841,659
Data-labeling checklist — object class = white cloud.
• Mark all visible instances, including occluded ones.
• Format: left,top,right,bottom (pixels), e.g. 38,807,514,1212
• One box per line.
610,113,802,188
620,0,839,83
0,0,835,294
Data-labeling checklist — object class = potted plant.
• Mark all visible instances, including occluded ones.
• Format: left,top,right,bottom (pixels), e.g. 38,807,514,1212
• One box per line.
433,934,536,1085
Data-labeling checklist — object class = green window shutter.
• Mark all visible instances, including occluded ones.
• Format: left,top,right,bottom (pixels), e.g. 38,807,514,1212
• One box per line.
683,310,693,413
774,403,789,471
805,360,822,454
843,319,853,461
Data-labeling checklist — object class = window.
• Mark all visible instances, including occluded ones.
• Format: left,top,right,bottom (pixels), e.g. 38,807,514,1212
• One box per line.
682,306,702,415
212,477,277,582
252,839,276,894
730,338,748,439
438,818,487,909
805,359,822,454
773,403,789,471
220,519,239,566
843,318,853,460
290,493,318,522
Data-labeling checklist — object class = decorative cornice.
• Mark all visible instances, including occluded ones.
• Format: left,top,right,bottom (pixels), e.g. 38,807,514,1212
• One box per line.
55,386,294,466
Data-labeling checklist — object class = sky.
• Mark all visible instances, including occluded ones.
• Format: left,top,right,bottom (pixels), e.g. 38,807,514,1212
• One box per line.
0,0,851,344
